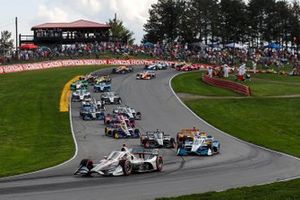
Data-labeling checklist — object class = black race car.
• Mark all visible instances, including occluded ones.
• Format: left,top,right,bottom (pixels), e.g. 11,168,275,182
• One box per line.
140,130,176,148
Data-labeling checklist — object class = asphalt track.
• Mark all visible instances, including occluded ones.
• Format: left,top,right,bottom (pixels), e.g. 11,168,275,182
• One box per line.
1,67,300,200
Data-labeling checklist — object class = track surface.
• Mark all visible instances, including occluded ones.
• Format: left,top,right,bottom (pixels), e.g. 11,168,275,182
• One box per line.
1,67,300,200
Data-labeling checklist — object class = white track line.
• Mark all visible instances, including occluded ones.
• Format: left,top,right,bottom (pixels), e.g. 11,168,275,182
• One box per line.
169,73,300,183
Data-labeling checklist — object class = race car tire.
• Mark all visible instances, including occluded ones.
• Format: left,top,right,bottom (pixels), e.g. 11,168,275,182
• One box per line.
113,130,120,139
104,127,109,135
83,115,89,120
134,129,140,137
213,146,219,154
136,112,142,120
156,156,163,172
120,160,132,176
170,138,176,148
144,141,150,148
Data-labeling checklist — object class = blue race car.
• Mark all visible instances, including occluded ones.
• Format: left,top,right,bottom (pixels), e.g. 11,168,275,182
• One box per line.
104,120,140,139
176,133,220,156
93,82,111,93
80,106,105,120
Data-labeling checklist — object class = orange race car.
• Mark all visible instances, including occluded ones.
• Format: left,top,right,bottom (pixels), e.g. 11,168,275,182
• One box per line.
176,128,206,143
136,71,156,80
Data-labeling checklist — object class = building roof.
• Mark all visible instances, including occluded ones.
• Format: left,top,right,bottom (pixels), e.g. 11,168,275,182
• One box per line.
32,19,111,30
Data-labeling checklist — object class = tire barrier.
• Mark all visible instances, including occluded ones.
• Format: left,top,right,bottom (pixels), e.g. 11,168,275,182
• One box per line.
202,75,251,96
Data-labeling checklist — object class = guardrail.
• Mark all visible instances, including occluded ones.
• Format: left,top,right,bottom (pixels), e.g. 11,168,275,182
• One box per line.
202,75,251,96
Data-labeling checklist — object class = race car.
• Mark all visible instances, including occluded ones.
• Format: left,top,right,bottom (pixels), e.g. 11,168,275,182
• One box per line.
95,75,112,83
101,92,122,105
144,62,168,70
80,105,105,120
104,118,140,139
74,147,163,176
81,98,105,111
136,71,156,80
79,73,98,84
177,128,200,143
93,82,111,93
71,89,92,102
113,105,141,120
104,114,135,128
140,130,176,148
173,62,186,69
176,132,220,156
70,80,88,91
176,64,200,71
112,66,134,74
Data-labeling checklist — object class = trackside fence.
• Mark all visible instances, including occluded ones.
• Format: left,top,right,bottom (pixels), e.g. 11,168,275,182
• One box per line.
202,75,251,96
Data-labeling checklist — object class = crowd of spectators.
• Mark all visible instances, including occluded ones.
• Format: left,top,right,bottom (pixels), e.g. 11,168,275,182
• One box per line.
2,41,300,72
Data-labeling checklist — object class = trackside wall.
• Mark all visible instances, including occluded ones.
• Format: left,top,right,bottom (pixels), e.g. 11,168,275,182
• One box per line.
202,75,251,96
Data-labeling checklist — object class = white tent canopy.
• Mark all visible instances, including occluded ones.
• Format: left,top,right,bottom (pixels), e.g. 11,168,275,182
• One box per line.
225,43,248,49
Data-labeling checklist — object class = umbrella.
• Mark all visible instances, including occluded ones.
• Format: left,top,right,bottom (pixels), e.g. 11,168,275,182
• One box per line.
143,42,154,47
38,46,51,51
19,43,38,50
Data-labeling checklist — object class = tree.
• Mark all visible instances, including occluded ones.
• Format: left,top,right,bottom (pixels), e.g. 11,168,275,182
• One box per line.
0,30,13,55
189,0,219,44
107,17,134,45
219,0,248,44
143,0,187,43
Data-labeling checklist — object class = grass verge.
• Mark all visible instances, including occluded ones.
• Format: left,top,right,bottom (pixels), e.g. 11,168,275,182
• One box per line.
157,178,300,200
0,65,106,177
165,72,300,200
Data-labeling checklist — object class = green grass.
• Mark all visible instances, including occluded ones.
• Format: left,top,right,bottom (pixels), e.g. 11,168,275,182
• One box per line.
171,72,240,96
186,98,300,157
228,74,300,96
167,72,300,200
0,65,106,177
157,178,300,200
173,72,300,97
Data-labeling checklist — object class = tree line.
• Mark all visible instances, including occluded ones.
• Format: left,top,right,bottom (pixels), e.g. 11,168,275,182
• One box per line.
143,0,300,48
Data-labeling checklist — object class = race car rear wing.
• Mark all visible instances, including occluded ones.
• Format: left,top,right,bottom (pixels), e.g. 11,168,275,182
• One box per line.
130,147,159,155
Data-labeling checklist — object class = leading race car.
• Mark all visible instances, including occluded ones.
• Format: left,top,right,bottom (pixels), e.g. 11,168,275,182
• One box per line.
113,105,141,120
176,131,220,156
101,92,122,105
93,82,111,93
140,130,176,148
71,89,92,102
144,62,168,70
136,71,156,80
74,147,163,176
112,66,134,74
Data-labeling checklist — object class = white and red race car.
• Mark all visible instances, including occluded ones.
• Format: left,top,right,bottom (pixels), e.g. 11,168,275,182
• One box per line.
136,71,156,80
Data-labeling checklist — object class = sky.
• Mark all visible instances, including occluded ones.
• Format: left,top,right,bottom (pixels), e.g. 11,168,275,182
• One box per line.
0,0,158,45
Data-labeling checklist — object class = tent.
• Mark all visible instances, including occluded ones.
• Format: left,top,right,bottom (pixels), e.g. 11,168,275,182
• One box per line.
19,43,38,50
264,43,281,50
143,42,154,48
225,43,247,49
